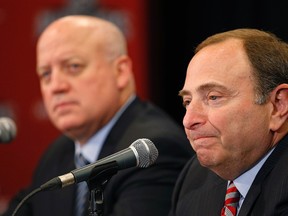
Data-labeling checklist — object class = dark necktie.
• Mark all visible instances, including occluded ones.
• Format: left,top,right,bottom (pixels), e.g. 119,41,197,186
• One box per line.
75,153,90,216
221,181,240,216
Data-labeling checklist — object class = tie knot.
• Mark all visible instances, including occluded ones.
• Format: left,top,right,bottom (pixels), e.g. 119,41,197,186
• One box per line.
221,181,240,216
75,153,90,168
226,181,240,205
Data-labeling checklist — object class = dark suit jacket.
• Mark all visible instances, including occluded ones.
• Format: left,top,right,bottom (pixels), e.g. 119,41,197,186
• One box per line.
4,97,194,216
169,134,288,216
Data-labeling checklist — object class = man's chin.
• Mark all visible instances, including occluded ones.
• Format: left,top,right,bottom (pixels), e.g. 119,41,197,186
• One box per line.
54,120,83,134
197,151,217,168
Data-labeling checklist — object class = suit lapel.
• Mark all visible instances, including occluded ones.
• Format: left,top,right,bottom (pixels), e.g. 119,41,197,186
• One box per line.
98,97,141,158
239,134,288,216
238,183,261,216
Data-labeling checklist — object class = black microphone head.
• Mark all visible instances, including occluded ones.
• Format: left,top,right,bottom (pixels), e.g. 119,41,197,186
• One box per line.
0,117,17,143
130,138,159,168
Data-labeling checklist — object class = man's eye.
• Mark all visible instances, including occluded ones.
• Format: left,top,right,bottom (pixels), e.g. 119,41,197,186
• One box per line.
206,93,226,106
39,70,51,81
182,99,191,108
70,63,80,70
208,95,219,100
67,63,84,74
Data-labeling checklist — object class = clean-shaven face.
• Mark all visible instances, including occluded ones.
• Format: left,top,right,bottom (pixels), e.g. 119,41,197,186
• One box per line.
36,20,121,142
180,39,274,179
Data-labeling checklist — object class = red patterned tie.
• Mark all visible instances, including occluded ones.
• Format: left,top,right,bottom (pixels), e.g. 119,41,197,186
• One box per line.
221,181,240,216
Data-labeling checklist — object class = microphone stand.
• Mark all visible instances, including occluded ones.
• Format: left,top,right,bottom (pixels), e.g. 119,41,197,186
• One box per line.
86,161,119,216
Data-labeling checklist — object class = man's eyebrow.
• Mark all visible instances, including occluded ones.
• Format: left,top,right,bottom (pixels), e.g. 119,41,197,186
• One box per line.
36,65,47,73
178,82,228,97
178,89,190,97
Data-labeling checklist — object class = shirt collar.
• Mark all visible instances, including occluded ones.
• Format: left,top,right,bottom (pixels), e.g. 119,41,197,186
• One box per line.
233,147,275,199
74,94,136,163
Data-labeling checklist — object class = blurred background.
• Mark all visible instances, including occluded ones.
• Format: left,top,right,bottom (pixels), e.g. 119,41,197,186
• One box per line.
0,0,288,213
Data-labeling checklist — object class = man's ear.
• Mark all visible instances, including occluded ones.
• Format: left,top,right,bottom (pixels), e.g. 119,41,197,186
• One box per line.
114,55,133,89
270,84,288,131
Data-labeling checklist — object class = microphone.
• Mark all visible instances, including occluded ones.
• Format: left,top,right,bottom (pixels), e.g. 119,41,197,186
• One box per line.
0,117,17,143
41,138,158,191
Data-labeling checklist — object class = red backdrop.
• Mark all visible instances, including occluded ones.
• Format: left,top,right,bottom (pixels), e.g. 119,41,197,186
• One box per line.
0,0,148,213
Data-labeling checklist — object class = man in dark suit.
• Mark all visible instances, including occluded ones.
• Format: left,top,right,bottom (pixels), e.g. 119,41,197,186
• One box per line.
170,28,288,216
3,15,193,216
